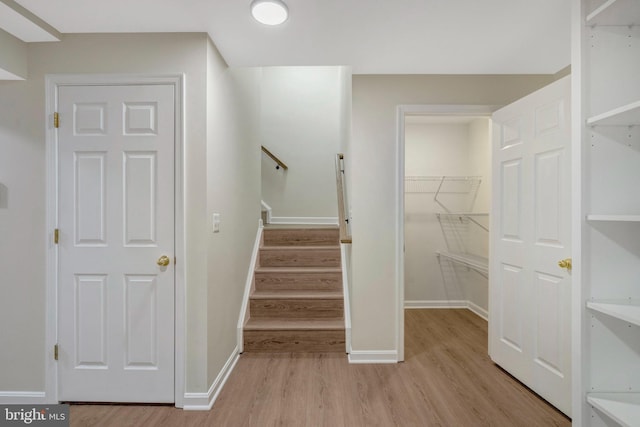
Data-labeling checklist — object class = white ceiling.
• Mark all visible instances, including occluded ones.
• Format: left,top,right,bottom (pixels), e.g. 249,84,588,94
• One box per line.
13,0,572,75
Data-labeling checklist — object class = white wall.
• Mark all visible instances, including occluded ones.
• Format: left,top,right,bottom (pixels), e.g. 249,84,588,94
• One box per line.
0,33,260,399
0,28,26,80
350,75,558,355
260,66,347,221
205,40,261,388
0,76,44,392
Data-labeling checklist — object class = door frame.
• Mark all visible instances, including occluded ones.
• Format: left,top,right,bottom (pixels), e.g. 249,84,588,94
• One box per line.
44,74,186,406
395,104,496,362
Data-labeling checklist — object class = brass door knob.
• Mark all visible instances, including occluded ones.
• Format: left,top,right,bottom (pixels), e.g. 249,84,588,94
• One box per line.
157,255,171,267
558,258,572,270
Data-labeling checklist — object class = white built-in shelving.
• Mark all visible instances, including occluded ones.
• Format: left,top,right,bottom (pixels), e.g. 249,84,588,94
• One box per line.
587,394,640,427
586,215,640,222
586,0,640,26
587,301,640,327
576,0,640,424
586,101,640,127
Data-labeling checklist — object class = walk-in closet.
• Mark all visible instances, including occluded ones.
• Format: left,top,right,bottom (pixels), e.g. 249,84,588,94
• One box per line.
404,116,491,318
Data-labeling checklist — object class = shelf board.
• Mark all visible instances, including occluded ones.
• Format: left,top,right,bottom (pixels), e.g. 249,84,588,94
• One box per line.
436,251,488,275
587,214,640,222
587,301,640,327
586,0,640,26
587,100,640,127
587,393,640,427
437,212,489,217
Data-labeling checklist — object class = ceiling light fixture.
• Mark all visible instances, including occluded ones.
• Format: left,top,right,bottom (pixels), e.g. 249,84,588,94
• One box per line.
250,0,289,26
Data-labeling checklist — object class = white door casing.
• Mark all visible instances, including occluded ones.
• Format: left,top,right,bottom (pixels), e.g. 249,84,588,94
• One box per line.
490,76,572,415
57,84,175,402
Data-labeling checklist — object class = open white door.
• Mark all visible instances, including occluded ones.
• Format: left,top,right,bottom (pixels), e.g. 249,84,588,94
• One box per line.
57,84,175,402
490,76,572,416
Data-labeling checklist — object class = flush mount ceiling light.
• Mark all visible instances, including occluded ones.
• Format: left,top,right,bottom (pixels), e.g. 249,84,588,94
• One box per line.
250,0,289,26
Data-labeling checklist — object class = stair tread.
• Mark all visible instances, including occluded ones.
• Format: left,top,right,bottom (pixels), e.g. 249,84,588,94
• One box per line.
264,225,339,229
255,266,342,273
260,245,340,250
245,318,344,330
251,290,343,299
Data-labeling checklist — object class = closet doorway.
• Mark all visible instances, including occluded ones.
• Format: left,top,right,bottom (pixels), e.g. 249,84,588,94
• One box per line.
404,115,491,320
397,79,572,416
395,104,493,362
403,114,491,318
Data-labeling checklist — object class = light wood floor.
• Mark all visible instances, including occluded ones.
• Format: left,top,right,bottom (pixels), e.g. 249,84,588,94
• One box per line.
69,309,570,426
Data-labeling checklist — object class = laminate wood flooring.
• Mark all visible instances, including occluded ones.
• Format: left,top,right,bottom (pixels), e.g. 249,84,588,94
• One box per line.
69,309,570,426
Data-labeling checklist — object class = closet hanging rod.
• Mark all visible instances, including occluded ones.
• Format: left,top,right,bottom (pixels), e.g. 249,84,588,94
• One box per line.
436,213,489,232
436,251,488,275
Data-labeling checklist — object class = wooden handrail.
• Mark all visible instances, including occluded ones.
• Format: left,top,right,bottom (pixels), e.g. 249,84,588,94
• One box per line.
261,146,288,170
335,153,352,244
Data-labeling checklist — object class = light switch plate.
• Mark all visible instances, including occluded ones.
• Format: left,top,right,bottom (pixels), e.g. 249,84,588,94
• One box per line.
212,213,220,233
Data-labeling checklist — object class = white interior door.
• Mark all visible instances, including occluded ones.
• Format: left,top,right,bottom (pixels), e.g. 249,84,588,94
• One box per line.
57,84,175,402
490,76,572,415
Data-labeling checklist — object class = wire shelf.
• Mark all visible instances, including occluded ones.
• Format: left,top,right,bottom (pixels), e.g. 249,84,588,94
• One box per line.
404,176,482,194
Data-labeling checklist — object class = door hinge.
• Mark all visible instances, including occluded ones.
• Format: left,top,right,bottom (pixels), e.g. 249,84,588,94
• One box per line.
54,344,58,361
53,112,59,128
54,228,59,244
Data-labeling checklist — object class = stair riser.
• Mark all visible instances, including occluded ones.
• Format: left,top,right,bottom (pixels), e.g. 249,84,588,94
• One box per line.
243,330,345,353
263,228,339,247
250,299,343,319
260,249,340,267
255,272,342,291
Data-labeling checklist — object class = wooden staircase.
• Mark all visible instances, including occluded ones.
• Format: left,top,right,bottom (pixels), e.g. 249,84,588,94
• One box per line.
243,227,346,353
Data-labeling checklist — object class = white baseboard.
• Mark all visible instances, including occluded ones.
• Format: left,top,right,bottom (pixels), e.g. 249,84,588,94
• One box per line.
268,217,338,225
467,301,488,321
183,347,240,411
404,300,488,321
0,391,47,404
404,300,467,309
348,350,398,364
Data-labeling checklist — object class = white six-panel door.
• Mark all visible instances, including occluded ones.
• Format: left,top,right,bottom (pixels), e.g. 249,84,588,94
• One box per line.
57,84,175,402
490,76,572,415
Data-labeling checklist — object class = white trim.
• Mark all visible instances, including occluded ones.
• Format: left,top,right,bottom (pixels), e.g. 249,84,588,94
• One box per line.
260,200,272,224
44,73,186,406
396,107,405,363
0,392,47,405
268,216,338,225
395,104,496,366
348,350,398,364
183,347,240,411
340,243,352,354
570,3,585,424
173,73,186,408
237,220,264,353
44,76,59,405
